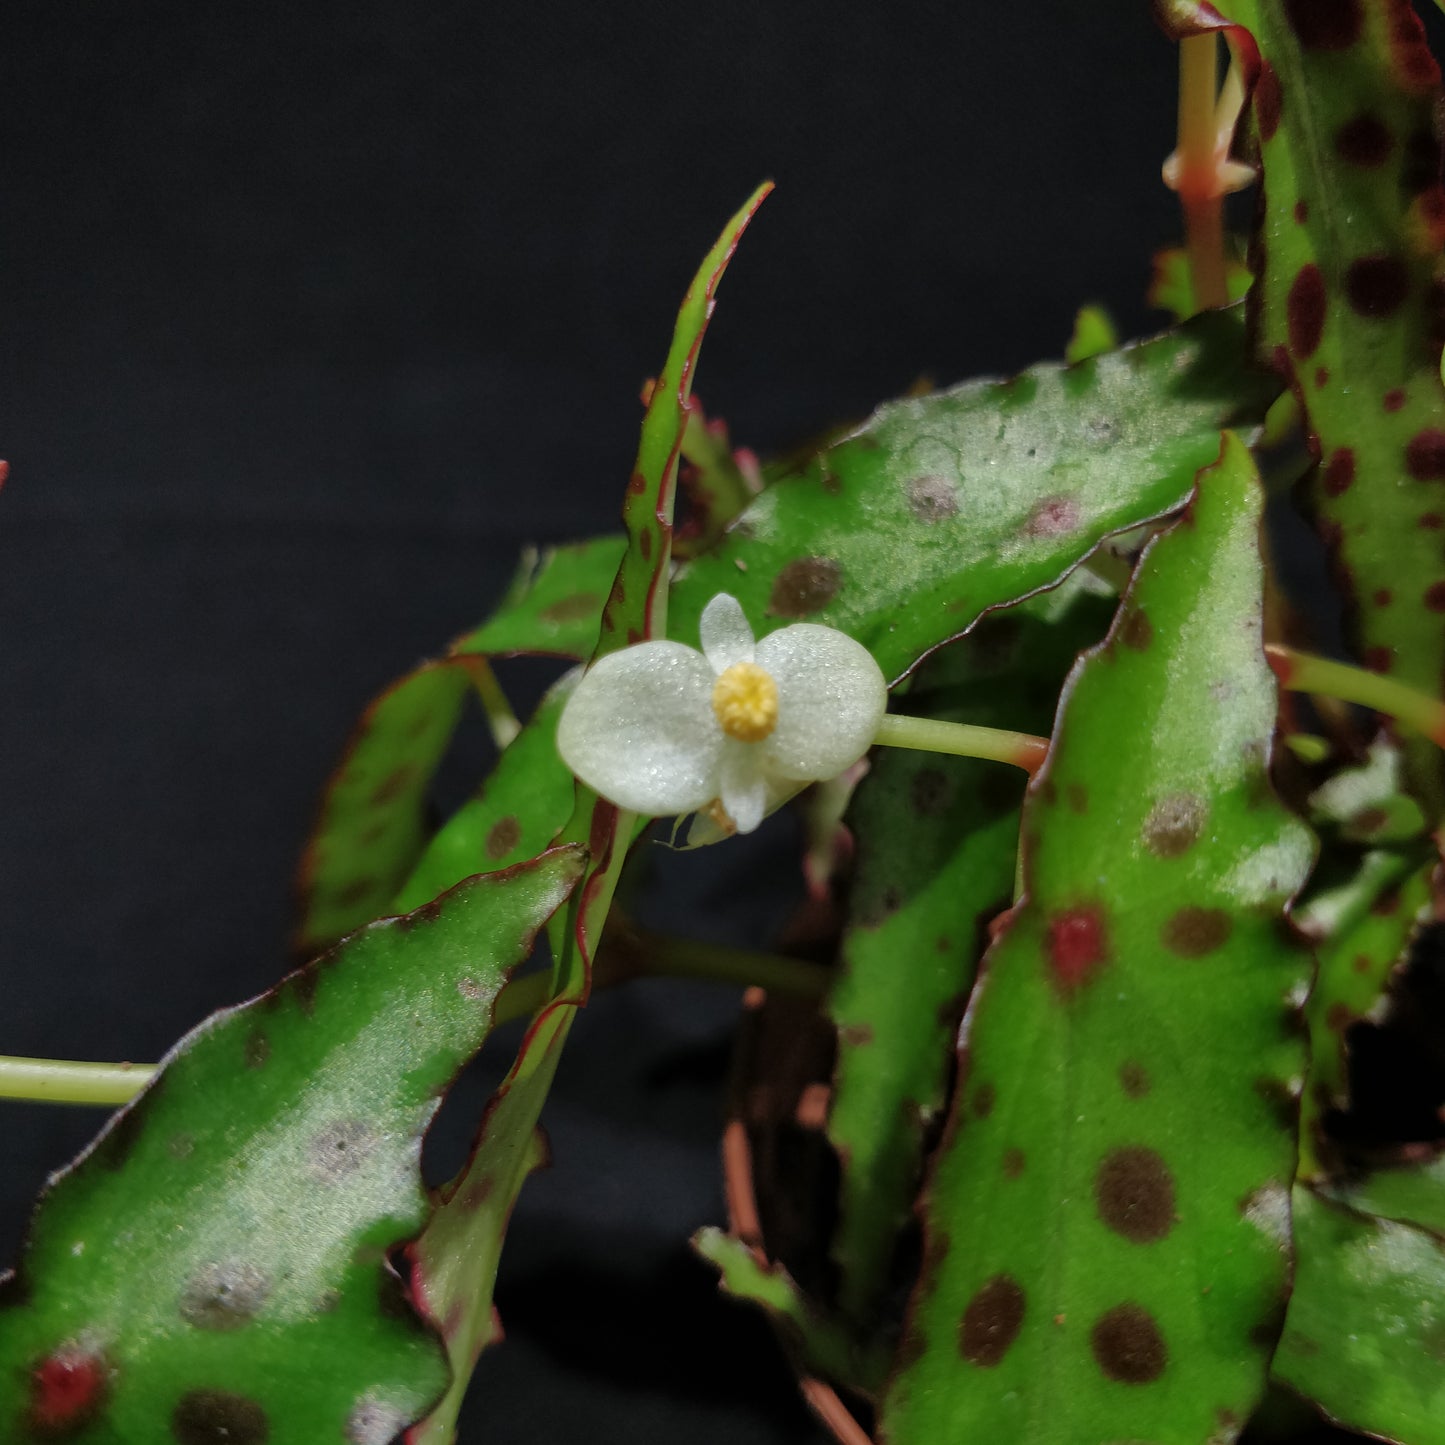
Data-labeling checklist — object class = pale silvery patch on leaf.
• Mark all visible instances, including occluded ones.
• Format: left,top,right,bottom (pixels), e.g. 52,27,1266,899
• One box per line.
556,594,887,834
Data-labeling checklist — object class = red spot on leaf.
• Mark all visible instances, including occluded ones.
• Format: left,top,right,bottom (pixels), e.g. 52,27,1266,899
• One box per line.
627,470,647,495
1294,199,1309,225
31,1349,108,1432
1046,906,1109,993
1364,646,1393,673
1287,265,1327,357
1424,582,1445,612
1384,388,1407,413
1283,0,1362,50
1314,366,1330,389
1406,430,1445,479
1322,449,1356,496
1345,254,1410,318
1255,62,1282,142
1025,495,1081,537
1334,114,1392,167
1374,588,1393,607
1422,512,1445,529
1386,0,1440,91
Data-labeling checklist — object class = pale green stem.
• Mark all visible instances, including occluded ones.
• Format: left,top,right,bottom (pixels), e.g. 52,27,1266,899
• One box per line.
874,713,1049,774
1268,645,1445,746
0,1057,156,1106
1177,33,1229,310
461,655,521,749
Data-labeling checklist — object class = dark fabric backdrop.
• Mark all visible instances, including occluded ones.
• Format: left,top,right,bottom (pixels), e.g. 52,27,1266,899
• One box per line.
1,3,1233,1439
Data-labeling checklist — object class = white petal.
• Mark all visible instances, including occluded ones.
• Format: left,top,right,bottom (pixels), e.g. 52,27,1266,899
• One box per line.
755,624,888,781
699,593,756,673
555,642,723,814
719,741,767,834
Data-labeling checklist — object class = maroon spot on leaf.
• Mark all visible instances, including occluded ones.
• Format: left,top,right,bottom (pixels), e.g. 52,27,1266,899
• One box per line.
906,474,960,522
1422,512,1445,529
1254,61,1282,142
1425,582,1445,612
244,1030,271,1070
1120,1061,1152,1098
1046,906,1109,992
459,1175,494,1212
626,469,647,495
1321,449,1356,496
1334,113,1393,167
1404,128,1444,193
370,765,418,807
1091,1303,1168,1383
911,767,952,815
626,626,645,645
1364,646,1394,673
1387,0,1440,91
1095,1147,1177,1243
1314,366,1330,390
959,1275,1026,1367
1294,198,1309,224
1161,906,1233,958
171,1390,270,1445
1371,885,1403,916
1373,588,1393,607
972,1083,996,1119
1326,1002,1354,1033
840,1022,874,1047
1384,388,1407,412
1002,1148,1026,1179
180,1261,272,1332
1120,609,1153,651
485,815,522,860
1283,0,1362,49
769,556,842,617
29,1348,108,1434
1287,265,1327,357
1142,793,1206,859
1353,952,1373,974
308,1120,379,1184
1024,495,1081,537
1407,429,1445,479
1065,784,1088,814
539,592,601,625
1345,254,1410,318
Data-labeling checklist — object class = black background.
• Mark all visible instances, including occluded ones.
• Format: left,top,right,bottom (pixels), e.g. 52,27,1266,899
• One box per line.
0,3,1240,1439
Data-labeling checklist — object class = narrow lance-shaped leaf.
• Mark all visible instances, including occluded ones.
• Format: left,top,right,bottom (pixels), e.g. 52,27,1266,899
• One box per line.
826,588,1114,1326
0,848,584,1444
405,187,771,1444
671,308,1277,682
1162,0,1445,799
883,434,1314,1445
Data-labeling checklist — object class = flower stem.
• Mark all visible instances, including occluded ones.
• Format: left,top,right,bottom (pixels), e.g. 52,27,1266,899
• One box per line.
1266,646,1445,746
0,929,828,1108
457,655,521,749
1176,32,1229,311
873,713,1050,774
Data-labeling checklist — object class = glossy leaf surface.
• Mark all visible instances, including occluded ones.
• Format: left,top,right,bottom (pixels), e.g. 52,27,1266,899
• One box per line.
0,849,584,1443
670,308,1277,682
1275,1185,1445,1444
883,436,1313,1445
826,589,1113,1324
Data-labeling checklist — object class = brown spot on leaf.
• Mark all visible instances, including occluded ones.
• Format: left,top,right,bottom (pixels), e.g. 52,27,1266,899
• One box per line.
540,592,601,625
1314,366,1330,390
959,1275,1026,1367
1255,61,1282,142
1120,1061,1151,1098
1373,588,1393,607
370,766,417,807
1388,0,1439,92
1095,1147,1177,1243
1425,581,1445,612
1091,1303,1168,1383
1294,198,1309,224
1345,254,1410,317
1335,113,1393,167
1142,793,1206,858
1326,1002,1353,1032
769,556,841,617
308,1120,379,1184
1283,0,1362,49
907,474,959,522
1406,429,1445,479
1161,906,1233,958
1002,1148,1026,1179
1046,906,1109,992
171,1389,270,1445
1287,265,1327,358
1322,449,1356,496
1364,646,1393,673
1065,784,1088,814
1024,495,1081,537
30,1348,108,1434
1120,609,1153,650
1385,388,1407,412
972,1083,996,1119
1422,512,1445,529
180,1261,272,1331
485,815,522,860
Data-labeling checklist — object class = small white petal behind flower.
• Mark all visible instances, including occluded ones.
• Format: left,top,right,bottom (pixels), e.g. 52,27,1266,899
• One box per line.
556,593,887,835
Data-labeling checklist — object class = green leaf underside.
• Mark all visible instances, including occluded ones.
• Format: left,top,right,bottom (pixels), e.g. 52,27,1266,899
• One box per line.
391,676,579,915
826,588,1115,1325
883,435,1314,1444
1275,1185,1445,1444
670,308,1277,683
405,189,771,1444
451,537,625,661
1168,0,1445,752
0,849,583,1444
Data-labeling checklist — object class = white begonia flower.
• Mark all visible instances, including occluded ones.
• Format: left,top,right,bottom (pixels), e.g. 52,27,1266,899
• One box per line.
556,593,887,834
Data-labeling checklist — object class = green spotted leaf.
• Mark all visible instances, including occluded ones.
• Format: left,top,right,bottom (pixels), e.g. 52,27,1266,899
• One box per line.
1275,1184,1445,1444
1162,0,1445,798
882,435,1314,1444
670,308,1277,683
826,588,1114,1325
0,849,584,1444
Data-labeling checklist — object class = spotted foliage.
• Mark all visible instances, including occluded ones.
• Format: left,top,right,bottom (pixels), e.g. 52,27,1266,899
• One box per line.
882,436,1314,1444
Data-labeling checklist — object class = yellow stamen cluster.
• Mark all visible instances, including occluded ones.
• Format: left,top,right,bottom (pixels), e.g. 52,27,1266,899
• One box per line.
711,661,779,743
